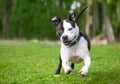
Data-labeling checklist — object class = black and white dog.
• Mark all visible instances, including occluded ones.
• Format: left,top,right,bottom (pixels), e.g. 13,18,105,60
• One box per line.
51,7,91,77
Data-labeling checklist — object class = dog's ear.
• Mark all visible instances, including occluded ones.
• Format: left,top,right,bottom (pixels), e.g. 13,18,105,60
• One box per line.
51,16,61,26
69,10,76,22
75,7,88,22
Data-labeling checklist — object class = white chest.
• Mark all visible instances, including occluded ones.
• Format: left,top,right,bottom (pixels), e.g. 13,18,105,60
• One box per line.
61,37,89,63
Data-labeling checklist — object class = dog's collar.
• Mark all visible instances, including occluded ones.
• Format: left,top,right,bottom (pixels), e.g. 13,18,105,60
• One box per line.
68,32,81,47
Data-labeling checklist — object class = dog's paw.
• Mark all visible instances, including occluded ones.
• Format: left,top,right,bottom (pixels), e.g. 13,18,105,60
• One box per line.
79,68,88,76
65,67,73,74
54,74,60,77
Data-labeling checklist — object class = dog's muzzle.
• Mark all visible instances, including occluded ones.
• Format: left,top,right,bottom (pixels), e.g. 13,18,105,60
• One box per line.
62,35,76,45
62,32,81,47
62,35,71,45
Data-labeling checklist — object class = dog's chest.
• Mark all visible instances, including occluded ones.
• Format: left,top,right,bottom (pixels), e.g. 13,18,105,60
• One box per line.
61,37,88,63
68,45,83,63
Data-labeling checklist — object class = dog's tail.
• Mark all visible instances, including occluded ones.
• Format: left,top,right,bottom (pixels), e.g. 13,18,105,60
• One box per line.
75,7,88,22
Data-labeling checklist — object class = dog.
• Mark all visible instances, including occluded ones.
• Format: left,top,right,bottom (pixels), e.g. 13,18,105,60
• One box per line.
51,7,91,77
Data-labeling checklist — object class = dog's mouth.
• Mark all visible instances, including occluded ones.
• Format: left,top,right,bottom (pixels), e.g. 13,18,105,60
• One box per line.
63,40,71,45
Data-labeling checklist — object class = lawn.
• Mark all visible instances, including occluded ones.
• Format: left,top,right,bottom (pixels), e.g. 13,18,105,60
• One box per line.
0,41,120,84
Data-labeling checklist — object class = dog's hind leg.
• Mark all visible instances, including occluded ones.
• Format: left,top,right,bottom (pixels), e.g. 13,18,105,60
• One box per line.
54,56,62,77
71,63,74,69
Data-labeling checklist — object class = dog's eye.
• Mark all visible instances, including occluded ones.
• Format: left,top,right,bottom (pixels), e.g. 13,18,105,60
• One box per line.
68,28,73,31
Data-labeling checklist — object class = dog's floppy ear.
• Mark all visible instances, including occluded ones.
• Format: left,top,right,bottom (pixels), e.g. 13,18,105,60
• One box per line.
69,10,76,22
51,16,61,26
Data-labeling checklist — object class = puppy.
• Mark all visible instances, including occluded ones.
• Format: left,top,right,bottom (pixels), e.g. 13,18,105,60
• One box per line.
51,7,91,77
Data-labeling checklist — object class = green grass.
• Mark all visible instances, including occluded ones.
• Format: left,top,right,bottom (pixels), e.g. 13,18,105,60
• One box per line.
0,41,120,84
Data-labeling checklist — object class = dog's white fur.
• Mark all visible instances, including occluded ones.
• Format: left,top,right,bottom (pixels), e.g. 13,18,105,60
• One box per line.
60,20,91,75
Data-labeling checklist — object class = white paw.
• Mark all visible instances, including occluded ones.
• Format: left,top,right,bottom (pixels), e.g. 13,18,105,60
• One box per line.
65,67,73,74
54,74,60,77
79,67,88,76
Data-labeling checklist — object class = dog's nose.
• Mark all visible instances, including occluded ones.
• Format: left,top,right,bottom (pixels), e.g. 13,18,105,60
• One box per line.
62,35,68,41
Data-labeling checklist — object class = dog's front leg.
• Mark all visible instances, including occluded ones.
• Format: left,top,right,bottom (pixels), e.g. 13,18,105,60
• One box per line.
54,56,62,77
61,57,73,74
80,55,91,76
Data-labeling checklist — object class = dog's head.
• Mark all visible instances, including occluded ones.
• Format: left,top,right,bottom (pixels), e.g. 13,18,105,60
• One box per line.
51,7,87,45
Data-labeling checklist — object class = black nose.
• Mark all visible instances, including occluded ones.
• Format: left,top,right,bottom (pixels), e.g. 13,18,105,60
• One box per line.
62,35,68,41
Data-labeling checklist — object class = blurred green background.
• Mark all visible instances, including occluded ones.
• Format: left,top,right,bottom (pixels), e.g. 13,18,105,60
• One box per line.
0,0,120,43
